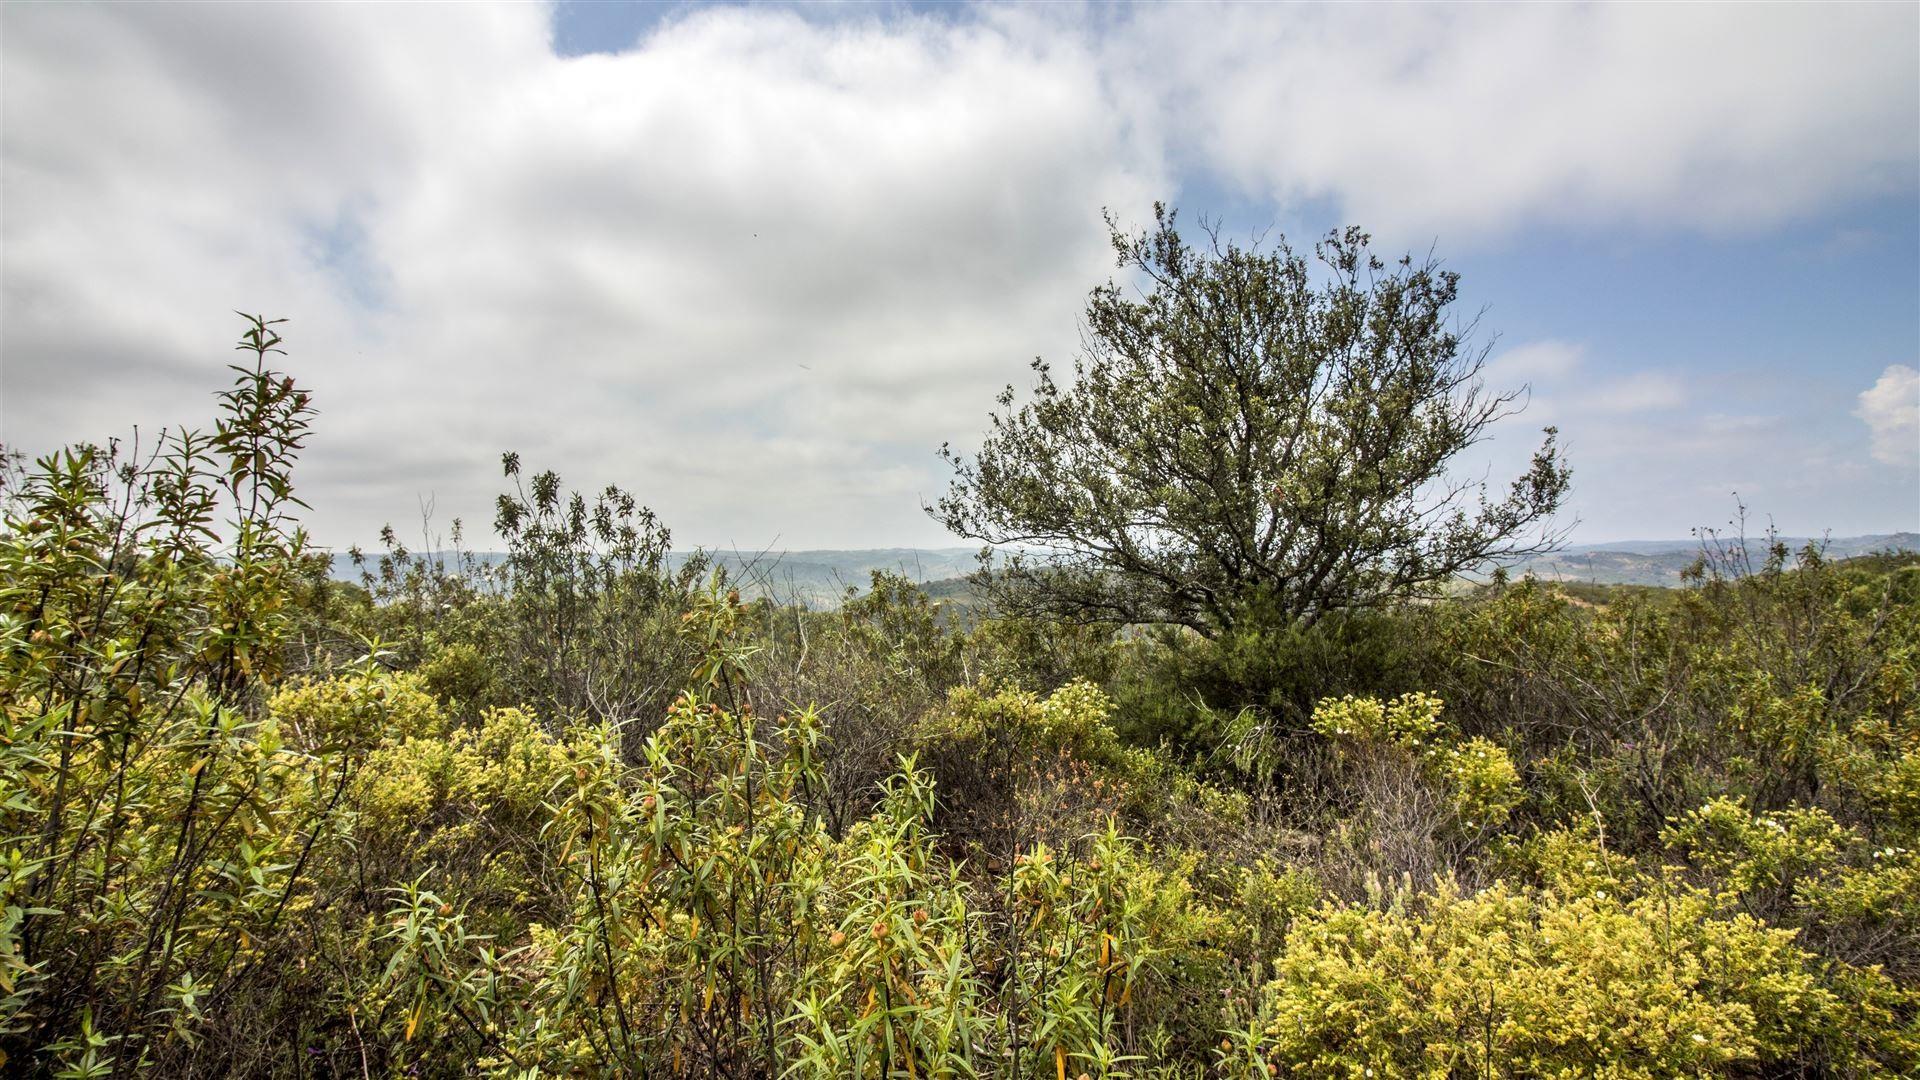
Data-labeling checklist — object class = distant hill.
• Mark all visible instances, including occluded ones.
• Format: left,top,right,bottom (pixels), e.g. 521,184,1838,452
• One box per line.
1501,533,1919,587
328,546,982,608
327,534,1918,603
677,548,980,607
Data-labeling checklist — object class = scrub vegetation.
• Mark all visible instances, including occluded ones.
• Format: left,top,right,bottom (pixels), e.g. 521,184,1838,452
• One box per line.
3,217,1915,1077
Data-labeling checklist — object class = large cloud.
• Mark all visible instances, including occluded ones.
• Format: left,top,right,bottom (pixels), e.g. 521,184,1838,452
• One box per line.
1,4,1163,548
1121,3,1918,236
1857,364,1919,469
2,3,1914,548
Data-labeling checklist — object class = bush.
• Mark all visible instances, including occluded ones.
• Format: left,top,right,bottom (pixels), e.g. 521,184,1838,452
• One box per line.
1229,879,1857,1078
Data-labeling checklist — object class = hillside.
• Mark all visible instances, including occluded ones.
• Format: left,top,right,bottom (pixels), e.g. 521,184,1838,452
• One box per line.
1502,532,1919,586
331,534,1919,601
330,547,982,608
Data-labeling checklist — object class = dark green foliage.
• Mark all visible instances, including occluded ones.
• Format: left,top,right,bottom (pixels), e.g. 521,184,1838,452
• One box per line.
487,453,708,743
1110,600,1422,760
936,205,1570,635
342,456,712,758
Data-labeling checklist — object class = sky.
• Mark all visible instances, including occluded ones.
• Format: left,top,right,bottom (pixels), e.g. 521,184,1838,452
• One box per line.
2,1,1916,552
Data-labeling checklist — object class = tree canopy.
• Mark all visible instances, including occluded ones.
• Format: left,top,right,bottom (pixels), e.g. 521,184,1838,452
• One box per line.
935,205,1571,635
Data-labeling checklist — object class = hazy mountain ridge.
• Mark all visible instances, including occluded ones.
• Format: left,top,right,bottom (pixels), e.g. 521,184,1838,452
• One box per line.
1506,532,1919,587
675,547,980,606
328,546,982,607
328,535,1917,600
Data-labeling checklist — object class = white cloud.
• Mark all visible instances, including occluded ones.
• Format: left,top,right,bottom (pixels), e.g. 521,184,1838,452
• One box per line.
1119,3,1918,237
1483,341,1684,417
0,3,1914,548
1857,364,1919,468
0,4,1164,548
1484,340,1584,384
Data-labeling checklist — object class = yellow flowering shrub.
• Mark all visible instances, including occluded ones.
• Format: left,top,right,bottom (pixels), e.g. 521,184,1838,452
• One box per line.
1797,847,1920,925
924,679,1127,764
1313,693,1525,831
1310,692,1445,747
1865,746,1920,830
1661,797,1852,901
342,694,575,833
1228,880,1836,1079
1496,823,1640,898
1430,736,1525,830
269,669,447,749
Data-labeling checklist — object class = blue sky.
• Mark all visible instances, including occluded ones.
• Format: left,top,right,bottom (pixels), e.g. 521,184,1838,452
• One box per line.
552,0,694,55
2,2,1916,549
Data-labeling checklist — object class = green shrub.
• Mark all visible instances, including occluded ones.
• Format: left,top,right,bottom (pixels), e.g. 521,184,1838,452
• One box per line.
1229,879,1848,1078
1311,693,1524,833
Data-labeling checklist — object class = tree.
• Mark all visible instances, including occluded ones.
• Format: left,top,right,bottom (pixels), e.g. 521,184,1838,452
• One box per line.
934,205,1570,636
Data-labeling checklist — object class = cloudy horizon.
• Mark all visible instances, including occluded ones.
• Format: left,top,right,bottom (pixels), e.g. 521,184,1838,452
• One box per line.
3,1,1916,552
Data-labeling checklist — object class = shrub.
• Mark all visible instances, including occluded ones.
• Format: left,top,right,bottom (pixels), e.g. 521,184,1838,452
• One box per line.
1310,693,1524,833
1228,880,1843,1078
